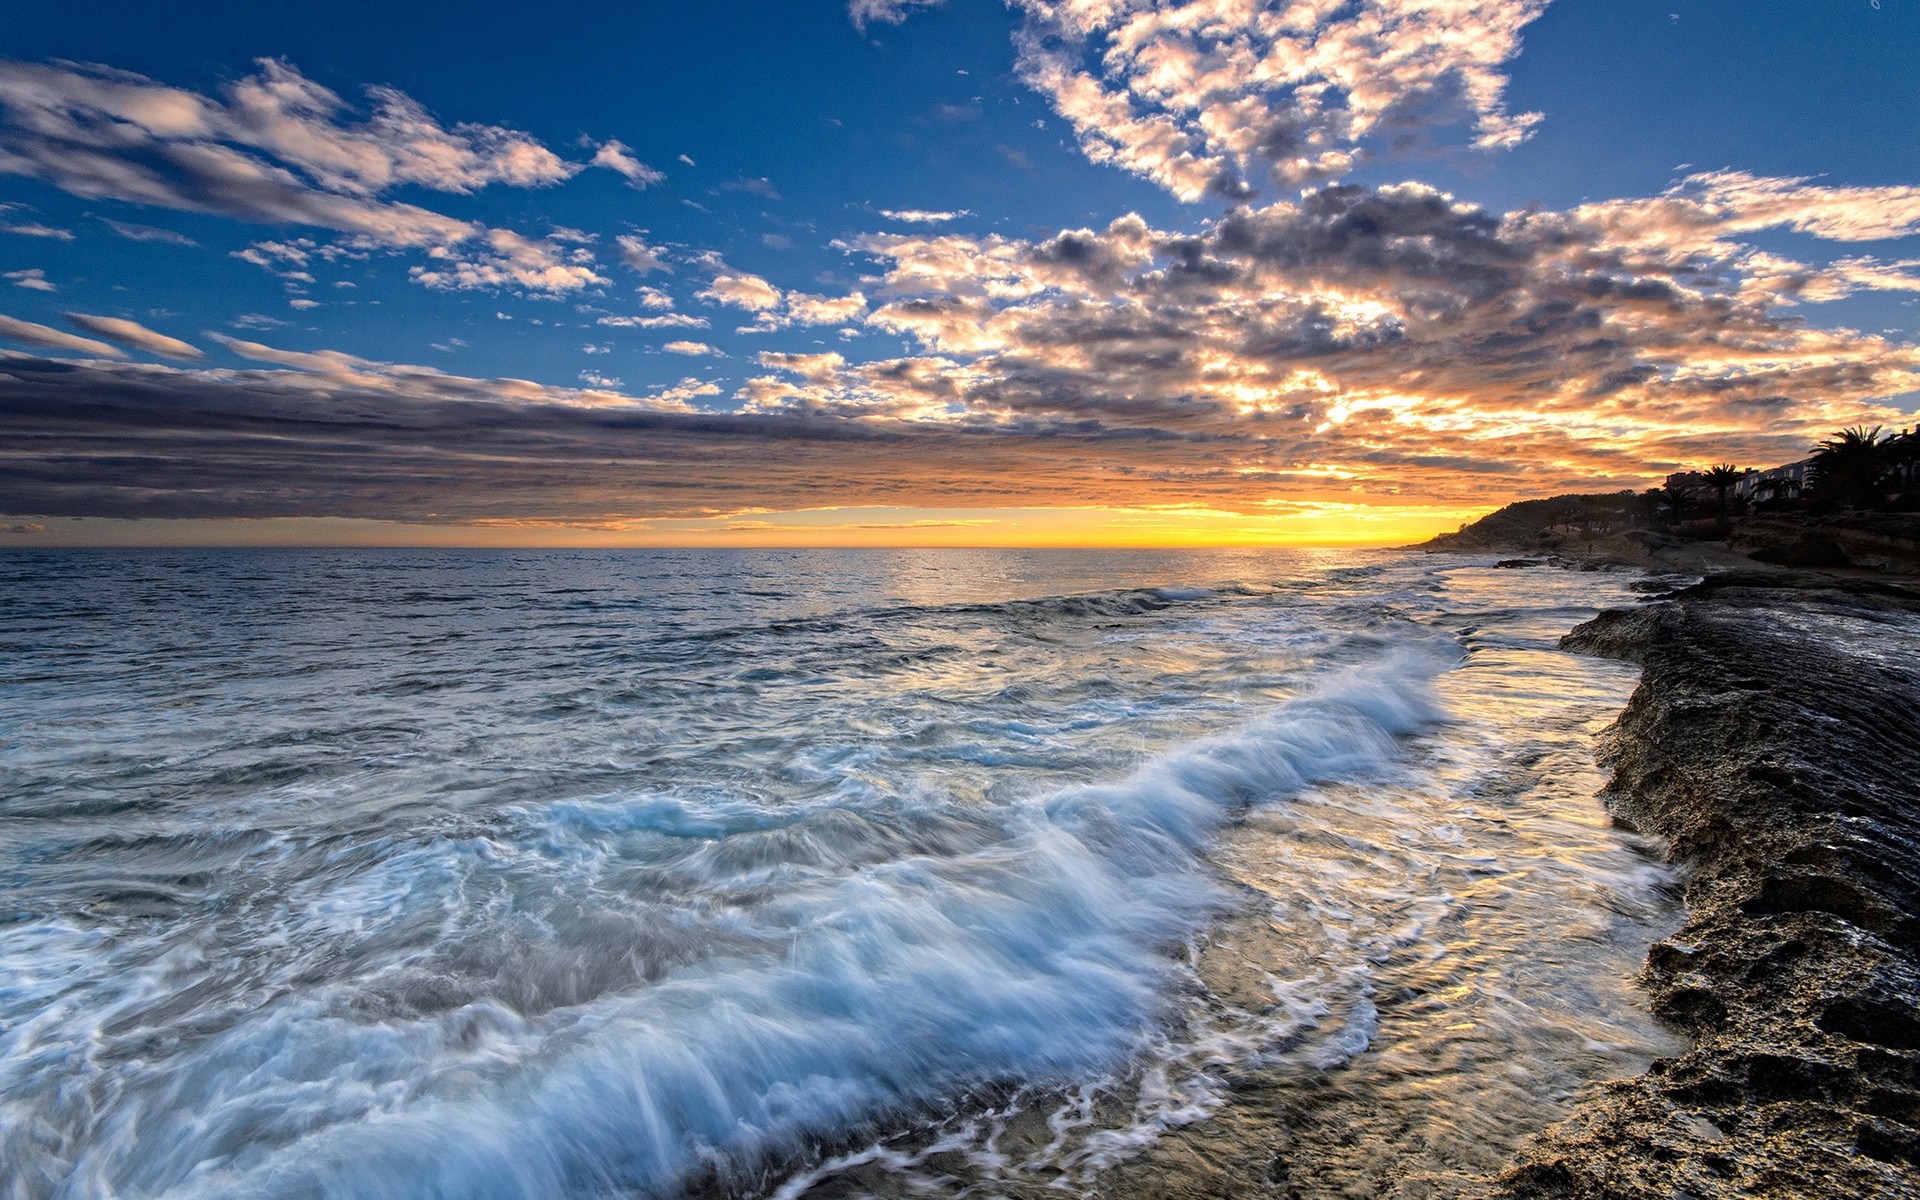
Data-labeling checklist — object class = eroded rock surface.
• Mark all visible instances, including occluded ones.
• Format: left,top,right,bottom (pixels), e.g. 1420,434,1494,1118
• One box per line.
1497,573,1920,1199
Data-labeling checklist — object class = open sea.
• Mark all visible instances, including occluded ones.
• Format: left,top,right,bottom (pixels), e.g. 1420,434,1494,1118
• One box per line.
0,548,1684,1200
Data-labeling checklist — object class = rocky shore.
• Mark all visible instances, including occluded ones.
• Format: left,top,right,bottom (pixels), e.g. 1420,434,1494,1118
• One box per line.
1493,572,1920,1199
1416,499,1920,577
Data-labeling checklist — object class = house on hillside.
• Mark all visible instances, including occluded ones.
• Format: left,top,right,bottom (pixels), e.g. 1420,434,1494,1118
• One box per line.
1737,458,1813,503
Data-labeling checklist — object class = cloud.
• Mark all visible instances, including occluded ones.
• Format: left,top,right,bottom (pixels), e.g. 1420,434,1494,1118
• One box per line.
663,340,720,356
597,312,709,330
0,313,125,357
784,291,868,325
721,175,780,200
615,234,671,274
879,208,970,224
97,216,199,245
0,58,604,294
868,1,1549,199
698,271,782,311
578,370,623,389
758,350,846,382
5,267,54,291
849,0,946,32
741,290,869,331
1671,170,1920,241
2,220,72,239
590,139,665,187
0,346,1317,525
4,523,46,534
65,312,204,359
828,180,1920,493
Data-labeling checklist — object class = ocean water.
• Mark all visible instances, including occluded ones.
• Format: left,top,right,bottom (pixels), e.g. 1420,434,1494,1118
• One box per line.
0,548,1682,1200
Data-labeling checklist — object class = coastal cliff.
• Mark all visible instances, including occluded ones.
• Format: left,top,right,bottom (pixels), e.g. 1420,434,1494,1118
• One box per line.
1495,574,1920,1199
1418,499,1920,576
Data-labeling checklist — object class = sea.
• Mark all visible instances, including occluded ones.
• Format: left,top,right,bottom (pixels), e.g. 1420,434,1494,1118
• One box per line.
0,547,1686,1200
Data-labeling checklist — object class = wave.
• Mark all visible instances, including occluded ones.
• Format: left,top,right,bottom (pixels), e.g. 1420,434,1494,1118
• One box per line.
11,649,1451,1200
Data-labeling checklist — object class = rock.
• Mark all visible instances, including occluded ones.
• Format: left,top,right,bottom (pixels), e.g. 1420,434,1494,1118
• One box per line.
1496,575,1920,1199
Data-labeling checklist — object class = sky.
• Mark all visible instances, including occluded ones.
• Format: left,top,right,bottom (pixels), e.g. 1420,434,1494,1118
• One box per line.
1,0,1917,547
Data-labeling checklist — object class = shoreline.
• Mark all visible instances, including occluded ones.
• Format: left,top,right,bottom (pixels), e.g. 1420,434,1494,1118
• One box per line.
1491,571,1920,1198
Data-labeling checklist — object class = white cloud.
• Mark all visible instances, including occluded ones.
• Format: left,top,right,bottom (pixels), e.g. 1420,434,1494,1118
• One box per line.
758,350,846,382
697,271,782,311
5,267,55,291
664,340,720,356
783,291,868,326
64,312,204,358
2,220,73,239
878,208,970,224
590,139,665,187
597,312,708,329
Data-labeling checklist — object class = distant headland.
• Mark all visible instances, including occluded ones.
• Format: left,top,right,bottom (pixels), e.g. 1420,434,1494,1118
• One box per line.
1418,425,1920,576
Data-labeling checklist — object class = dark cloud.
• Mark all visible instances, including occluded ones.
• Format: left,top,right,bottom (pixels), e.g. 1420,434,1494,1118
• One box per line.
0,352,1359,523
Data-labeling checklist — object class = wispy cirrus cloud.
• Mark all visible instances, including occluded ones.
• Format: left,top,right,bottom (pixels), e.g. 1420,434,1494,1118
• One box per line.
0,205,72,238
849,0,947,33
97,216,199,245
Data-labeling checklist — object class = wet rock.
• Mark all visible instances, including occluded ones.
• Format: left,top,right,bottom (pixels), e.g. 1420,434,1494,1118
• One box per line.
1495,575,1920,1199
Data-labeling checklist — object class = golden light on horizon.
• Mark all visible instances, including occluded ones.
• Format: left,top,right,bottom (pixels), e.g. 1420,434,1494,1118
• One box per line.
7,502,1487,550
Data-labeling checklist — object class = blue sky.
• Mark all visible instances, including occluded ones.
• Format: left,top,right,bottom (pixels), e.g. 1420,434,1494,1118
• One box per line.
2,1,1917,545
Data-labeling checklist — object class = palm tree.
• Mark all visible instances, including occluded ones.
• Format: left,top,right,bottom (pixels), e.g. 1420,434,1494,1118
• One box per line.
1702,463,1749,517
1809,426,1891,509
1660,478,1696,523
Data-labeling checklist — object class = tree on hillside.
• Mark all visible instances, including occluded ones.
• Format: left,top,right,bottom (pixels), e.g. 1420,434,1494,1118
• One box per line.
1661,478,1699,523
1809,426,1891,509
1702,463,1750,517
